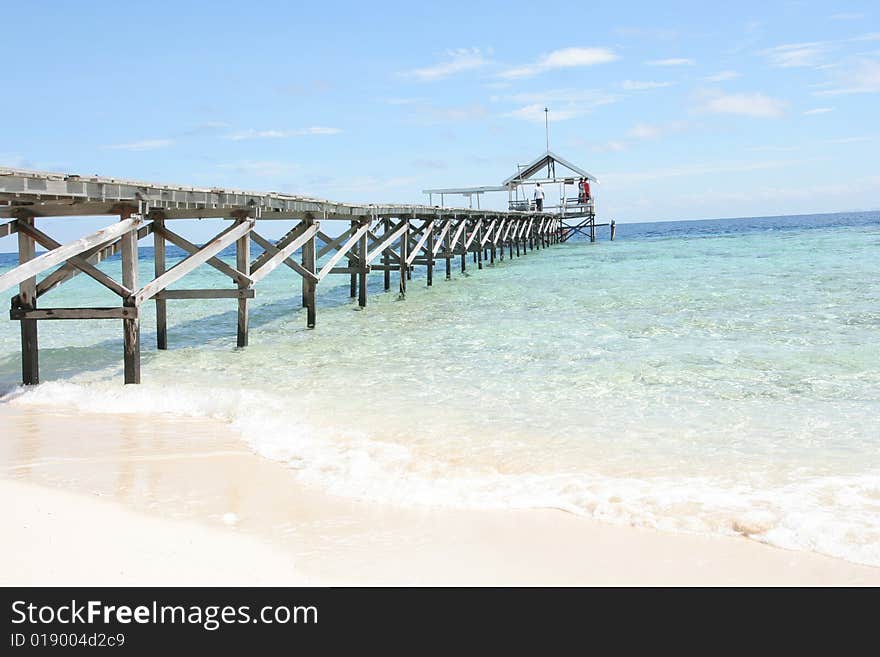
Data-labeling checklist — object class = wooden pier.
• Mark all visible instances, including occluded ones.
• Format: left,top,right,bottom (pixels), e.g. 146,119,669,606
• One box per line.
0,167,586,385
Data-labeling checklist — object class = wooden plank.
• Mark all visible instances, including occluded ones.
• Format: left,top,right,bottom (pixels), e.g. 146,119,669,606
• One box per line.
250,231,318,281
0,216,141,294
155,225,252,286
16,220,130,298
406,219,434,266
134,219,254,305
316,222,370,281
11,307,138,320
365,221,407,264
153,288,255,300
249,223,317,284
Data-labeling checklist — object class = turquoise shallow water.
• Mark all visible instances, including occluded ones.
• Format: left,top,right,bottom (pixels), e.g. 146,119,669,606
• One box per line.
1,212,879,565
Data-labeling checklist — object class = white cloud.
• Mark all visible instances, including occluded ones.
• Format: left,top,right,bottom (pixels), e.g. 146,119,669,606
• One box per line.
216,161,301,177
621,80,673,90
228,127,342,140
645,58,694,66
703,70,741,82
627,121,688,139
815,59,880,94
604,158,821,185
399,48,490,81
761,42,829,68
591,141,628,153
498,47,618,79
499,90,620,122
803,107,834,115
699,92,786,118
104,139,174,151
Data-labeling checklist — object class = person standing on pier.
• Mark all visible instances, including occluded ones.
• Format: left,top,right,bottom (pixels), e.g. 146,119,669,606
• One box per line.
534,183,545,211
581,177,591,206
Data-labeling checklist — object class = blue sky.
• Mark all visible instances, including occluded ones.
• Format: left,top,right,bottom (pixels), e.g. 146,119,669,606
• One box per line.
2,0,879,230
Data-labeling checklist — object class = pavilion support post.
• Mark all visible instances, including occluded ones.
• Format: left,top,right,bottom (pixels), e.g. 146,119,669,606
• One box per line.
16,215,39,385
153,217,167,350
590,217,596,243
406,228,413,280
302,218,317,328
382,218,391,291
426,225,434,287
235,216,251,347
358,220,368,307
515,233,520,257
610,219,616,241
119,209,140,384
399,220,409,298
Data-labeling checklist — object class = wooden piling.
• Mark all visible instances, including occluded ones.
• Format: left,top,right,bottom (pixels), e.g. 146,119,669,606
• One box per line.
153,216,167,350
120,209,140,384
358,220,368,307
235,216,251,347
610,219,616,241
383,218,391,291
399,220,409,298
302,218,317,328
427,224,434,286
17,215,39,385
349,220,357,298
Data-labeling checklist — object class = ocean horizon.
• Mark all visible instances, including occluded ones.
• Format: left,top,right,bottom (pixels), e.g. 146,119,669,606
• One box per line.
2,209,879,567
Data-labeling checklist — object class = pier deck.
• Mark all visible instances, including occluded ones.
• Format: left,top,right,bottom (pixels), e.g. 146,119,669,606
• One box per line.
0,167,585,385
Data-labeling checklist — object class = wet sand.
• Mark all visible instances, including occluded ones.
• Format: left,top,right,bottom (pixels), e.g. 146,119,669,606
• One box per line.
2,404,879,586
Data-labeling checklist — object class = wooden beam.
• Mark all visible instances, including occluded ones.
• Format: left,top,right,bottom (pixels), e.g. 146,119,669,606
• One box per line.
249,223,318,284
16,220,131,298
464,219,483,249
11,307,138,320
35,224,153,299
155,225,252,286
153,288,255,300
432,219,452,256
480,219,497,246
1,219,17,238
0,216,141,294
316,222,370,281
365,221,407,264
406,219,434,266
134,219,255,305
250,231,318,281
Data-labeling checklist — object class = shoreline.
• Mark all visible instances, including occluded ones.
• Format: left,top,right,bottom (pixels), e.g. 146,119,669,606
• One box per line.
2,403,879,586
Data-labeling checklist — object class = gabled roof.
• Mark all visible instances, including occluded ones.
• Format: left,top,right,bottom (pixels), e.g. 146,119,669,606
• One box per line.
501,150,597,186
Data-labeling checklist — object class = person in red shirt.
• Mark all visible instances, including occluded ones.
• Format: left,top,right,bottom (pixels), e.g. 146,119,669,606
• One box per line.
581,178,591,205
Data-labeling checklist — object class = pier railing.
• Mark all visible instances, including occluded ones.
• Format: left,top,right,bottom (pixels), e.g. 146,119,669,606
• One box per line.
0,168,569,385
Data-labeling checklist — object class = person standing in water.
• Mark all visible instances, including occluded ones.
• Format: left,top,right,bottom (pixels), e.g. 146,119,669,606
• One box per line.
533,183,545,211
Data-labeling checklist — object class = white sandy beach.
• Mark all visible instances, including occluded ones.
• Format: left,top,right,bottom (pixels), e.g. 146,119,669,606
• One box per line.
2,404,879,586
